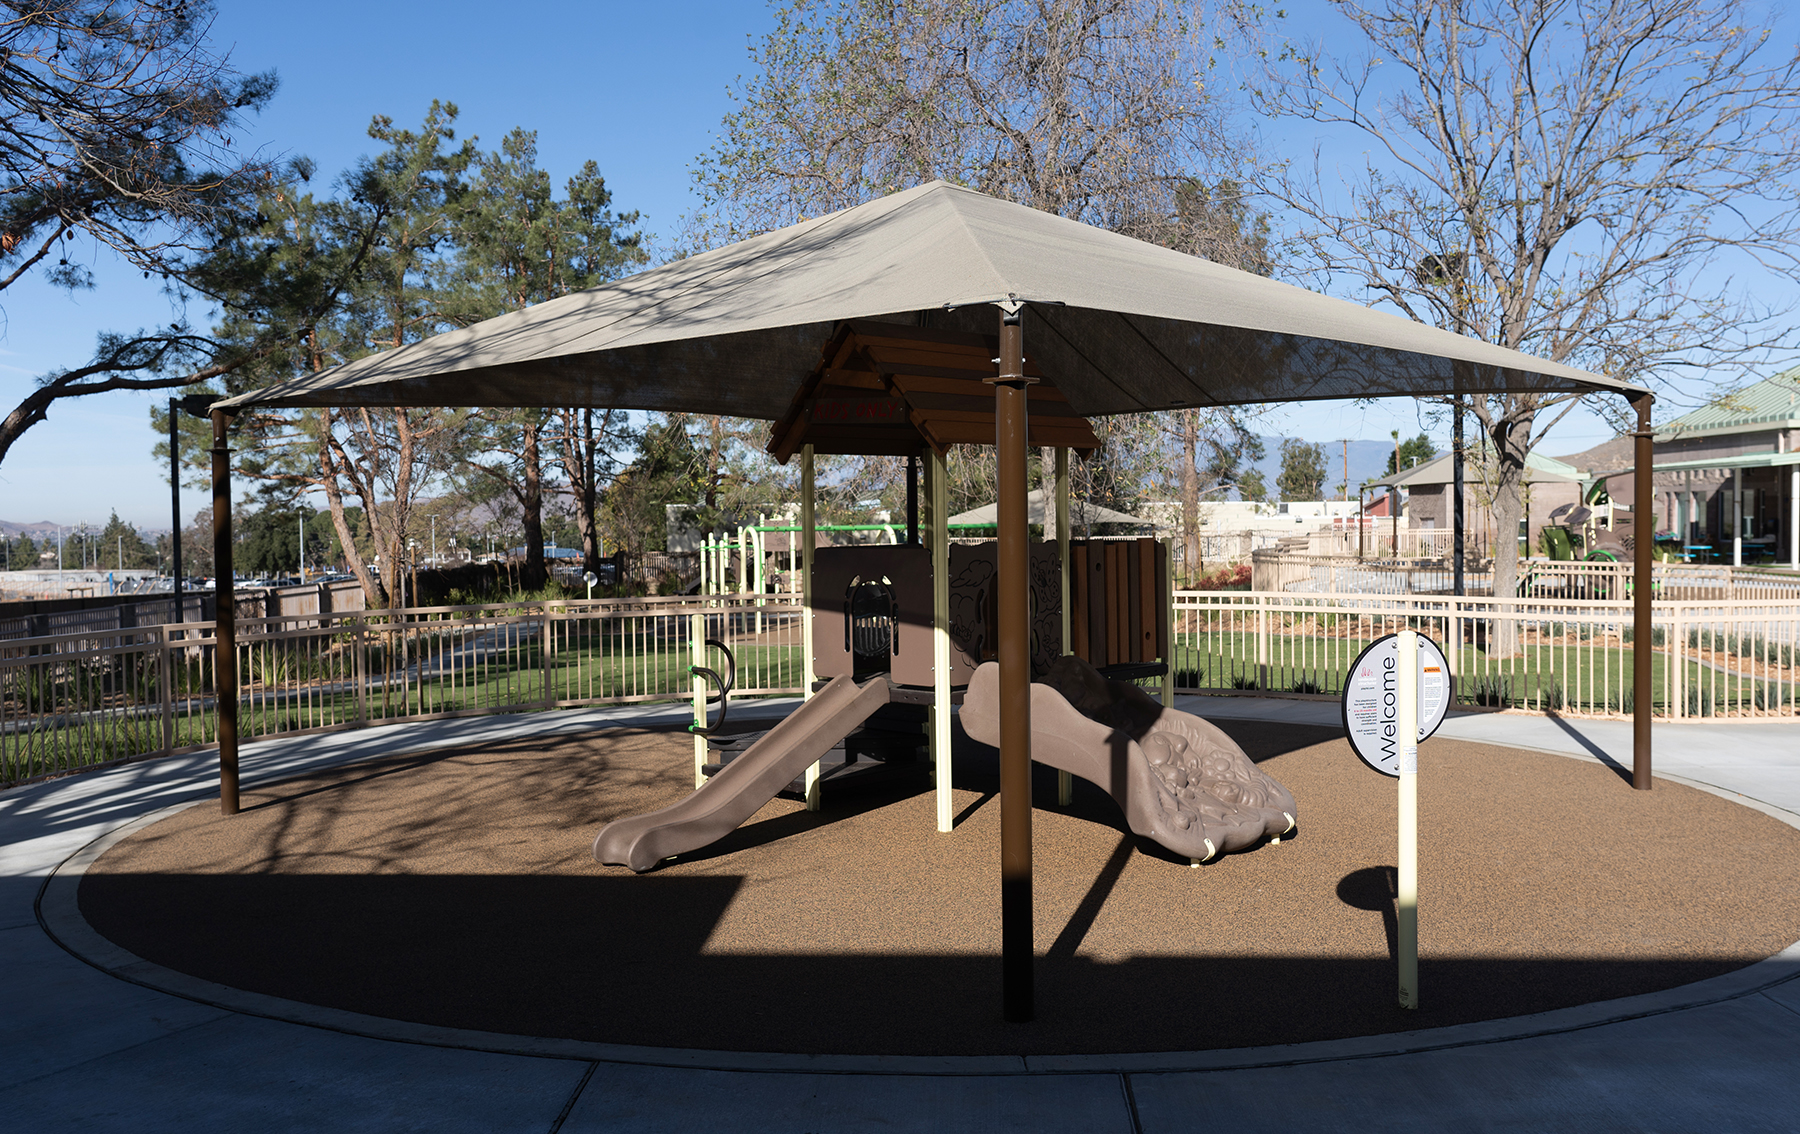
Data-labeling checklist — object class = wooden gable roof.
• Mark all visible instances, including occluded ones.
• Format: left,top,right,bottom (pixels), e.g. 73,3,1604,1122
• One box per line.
766,320,1101,463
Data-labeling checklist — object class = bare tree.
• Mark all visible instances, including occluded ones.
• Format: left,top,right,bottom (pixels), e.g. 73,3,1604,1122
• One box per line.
691,0,1247,244
1250,0,1800,637
694,0,1272,555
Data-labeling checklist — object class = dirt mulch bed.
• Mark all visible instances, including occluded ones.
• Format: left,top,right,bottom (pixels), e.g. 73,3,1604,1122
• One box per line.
79,719,1800,1056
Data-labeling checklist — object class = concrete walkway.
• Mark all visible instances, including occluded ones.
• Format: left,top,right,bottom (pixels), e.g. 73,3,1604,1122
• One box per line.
5,700,1799,1132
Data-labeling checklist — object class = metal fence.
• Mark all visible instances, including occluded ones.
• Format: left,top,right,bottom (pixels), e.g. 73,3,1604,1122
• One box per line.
1252,553,1800,602
1,594,804,786
1173,590,1800,720
10,583,1796,788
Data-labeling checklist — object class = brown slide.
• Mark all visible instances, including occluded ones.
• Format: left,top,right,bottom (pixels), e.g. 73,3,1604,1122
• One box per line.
961,657,1296,861
594,675,894,872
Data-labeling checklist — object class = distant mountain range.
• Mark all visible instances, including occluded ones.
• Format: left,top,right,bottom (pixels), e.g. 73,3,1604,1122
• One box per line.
0,520,168,539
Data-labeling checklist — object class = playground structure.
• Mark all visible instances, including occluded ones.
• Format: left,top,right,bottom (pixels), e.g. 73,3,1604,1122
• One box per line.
601,374,1219,869
214,178,1653,1023
1543,479,1638,563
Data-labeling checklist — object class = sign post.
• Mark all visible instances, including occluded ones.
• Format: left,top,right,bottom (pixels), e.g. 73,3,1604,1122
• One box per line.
1342,629,1449,1010
1396,629,1419,1010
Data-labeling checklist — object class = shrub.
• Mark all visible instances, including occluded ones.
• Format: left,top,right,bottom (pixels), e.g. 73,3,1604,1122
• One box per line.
1195,564,1253,590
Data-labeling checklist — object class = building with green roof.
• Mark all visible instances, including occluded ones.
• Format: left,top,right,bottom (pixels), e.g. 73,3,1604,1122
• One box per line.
1644,366,1800,564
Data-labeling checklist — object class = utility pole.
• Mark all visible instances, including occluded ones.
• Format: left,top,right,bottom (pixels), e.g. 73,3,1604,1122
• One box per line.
1453,396,1466,597
1391,430,1402,557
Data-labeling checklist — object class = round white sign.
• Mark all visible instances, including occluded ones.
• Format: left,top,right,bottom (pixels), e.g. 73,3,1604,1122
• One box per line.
1340,632,1453,777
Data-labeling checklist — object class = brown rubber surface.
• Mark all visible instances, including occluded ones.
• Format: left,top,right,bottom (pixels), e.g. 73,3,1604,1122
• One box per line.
79,718,1800,1056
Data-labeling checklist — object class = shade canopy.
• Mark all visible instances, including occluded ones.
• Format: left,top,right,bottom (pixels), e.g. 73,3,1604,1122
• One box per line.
948,488,1147,529
219,180,1644,417
1366,449,1584,490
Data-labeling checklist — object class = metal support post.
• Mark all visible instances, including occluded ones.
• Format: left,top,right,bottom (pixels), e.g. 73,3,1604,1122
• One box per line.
1161,539,1176,708
210,408,239,815
907,456,920,545
692,612,708,788
1791,465,1799,569
169,398,184,627
1397,628,1419,1010
1056,446,1073,807
993,304,1035,1023
929,446,953,833
1733,470,1743,567
801,444,821,810
1631,394,1655,790
1453,395,1466,596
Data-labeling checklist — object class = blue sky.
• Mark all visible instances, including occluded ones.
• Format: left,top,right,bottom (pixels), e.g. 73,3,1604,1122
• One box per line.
1,0,1793,528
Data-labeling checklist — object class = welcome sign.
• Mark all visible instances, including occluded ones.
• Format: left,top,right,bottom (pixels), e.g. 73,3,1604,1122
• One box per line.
1341,632,1452,777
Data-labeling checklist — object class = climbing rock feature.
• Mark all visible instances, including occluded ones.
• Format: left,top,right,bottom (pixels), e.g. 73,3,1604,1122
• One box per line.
961,656,1297,861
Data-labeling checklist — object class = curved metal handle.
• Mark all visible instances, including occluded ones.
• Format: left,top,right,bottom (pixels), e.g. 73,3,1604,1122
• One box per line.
705,638,736,698
688,639,735,736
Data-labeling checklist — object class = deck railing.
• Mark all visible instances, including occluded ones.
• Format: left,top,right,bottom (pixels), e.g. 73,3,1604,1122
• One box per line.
0,594,803,786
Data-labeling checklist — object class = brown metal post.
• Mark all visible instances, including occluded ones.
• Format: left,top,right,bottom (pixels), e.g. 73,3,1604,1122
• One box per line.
211,408,240,815
991,304,1035,1022
1631,393,1655,790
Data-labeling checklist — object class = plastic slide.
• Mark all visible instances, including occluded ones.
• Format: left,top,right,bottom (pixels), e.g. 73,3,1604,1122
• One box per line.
593,674,894,872
961,657,1296,861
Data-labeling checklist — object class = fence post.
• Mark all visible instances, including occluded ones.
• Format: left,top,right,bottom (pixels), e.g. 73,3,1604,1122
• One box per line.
542,602,555,710
1663,608,1677,723
158,626,174,756
1257,595,1269,691
692,611,708,789
354,616,368,726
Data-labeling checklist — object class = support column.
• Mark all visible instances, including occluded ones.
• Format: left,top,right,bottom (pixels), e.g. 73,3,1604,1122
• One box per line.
1680,471,1691,553
692,612,707,789
210,409,239,816
1055,446,1073,806
1790,464,1798,569
1391,485,1399,557
1630,394,1654,791
1732,469,1742,566
992,305,1035,1023
907,455,920,545
801,444,820,810
170,398,184,626
929,447,953,833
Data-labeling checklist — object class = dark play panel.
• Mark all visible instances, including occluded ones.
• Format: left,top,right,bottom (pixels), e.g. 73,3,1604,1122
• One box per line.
80,719,1800,1057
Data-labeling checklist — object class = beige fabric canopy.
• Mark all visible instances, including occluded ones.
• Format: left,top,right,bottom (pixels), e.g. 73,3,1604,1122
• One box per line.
948,488,1147,528
219,180,1643,415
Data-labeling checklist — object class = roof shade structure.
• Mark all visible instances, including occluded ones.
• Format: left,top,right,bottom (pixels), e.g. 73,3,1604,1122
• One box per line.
219,180,1644,417
948,488,1146,529
209,178,1658,1027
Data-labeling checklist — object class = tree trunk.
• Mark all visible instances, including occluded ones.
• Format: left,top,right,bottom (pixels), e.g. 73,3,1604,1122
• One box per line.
519,420,548,591
317,409,386,609
1486,410,1536,656
561,408,610,577
704,415,724,511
